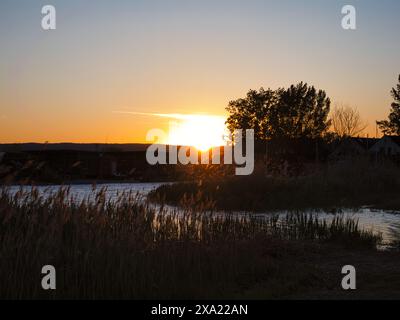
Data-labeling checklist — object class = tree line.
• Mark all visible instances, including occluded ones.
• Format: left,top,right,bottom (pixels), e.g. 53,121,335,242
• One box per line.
226,75,400,140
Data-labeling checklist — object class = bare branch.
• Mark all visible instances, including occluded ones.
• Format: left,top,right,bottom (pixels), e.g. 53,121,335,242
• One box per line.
330,104,367,138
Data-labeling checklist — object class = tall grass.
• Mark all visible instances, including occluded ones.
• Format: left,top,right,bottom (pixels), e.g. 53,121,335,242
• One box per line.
0,187,380,299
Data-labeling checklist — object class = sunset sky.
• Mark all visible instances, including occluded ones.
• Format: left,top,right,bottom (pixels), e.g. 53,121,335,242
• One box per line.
1,0,400,143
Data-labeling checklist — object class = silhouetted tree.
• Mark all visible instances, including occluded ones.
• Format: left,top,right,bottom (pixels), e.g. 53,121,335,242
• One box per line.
377,74,400,135
225,88,280,140
269,82,331,139
225,82,331,140
331,104,367,138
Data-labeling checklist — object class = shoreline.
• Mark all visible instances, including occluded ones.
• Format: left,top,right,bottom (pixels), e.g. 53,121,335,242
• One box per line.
0,179,174,187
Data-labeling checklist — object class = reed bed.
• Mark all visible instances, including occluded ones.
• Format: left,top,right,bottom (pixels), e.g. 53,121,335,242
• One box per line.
0,187,381,299
150,161,400,211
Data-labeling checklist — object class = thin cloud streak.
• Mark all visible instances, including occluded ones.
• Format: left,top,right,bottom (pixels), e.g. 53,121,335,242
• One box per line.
112,111,226,121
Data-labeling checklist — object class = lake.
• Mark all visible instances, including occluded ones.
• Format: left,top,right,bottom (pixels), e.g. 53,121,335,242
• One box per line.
4,182,400,249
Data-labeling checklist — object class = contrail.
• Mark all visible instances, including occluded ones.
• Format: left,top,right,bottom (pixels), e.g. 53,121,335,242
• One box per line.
112,111,226,121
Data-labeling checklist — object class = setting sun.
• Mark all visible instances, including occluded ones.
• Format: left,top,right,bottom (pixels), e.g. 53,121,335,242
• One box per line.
167,115,228,151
